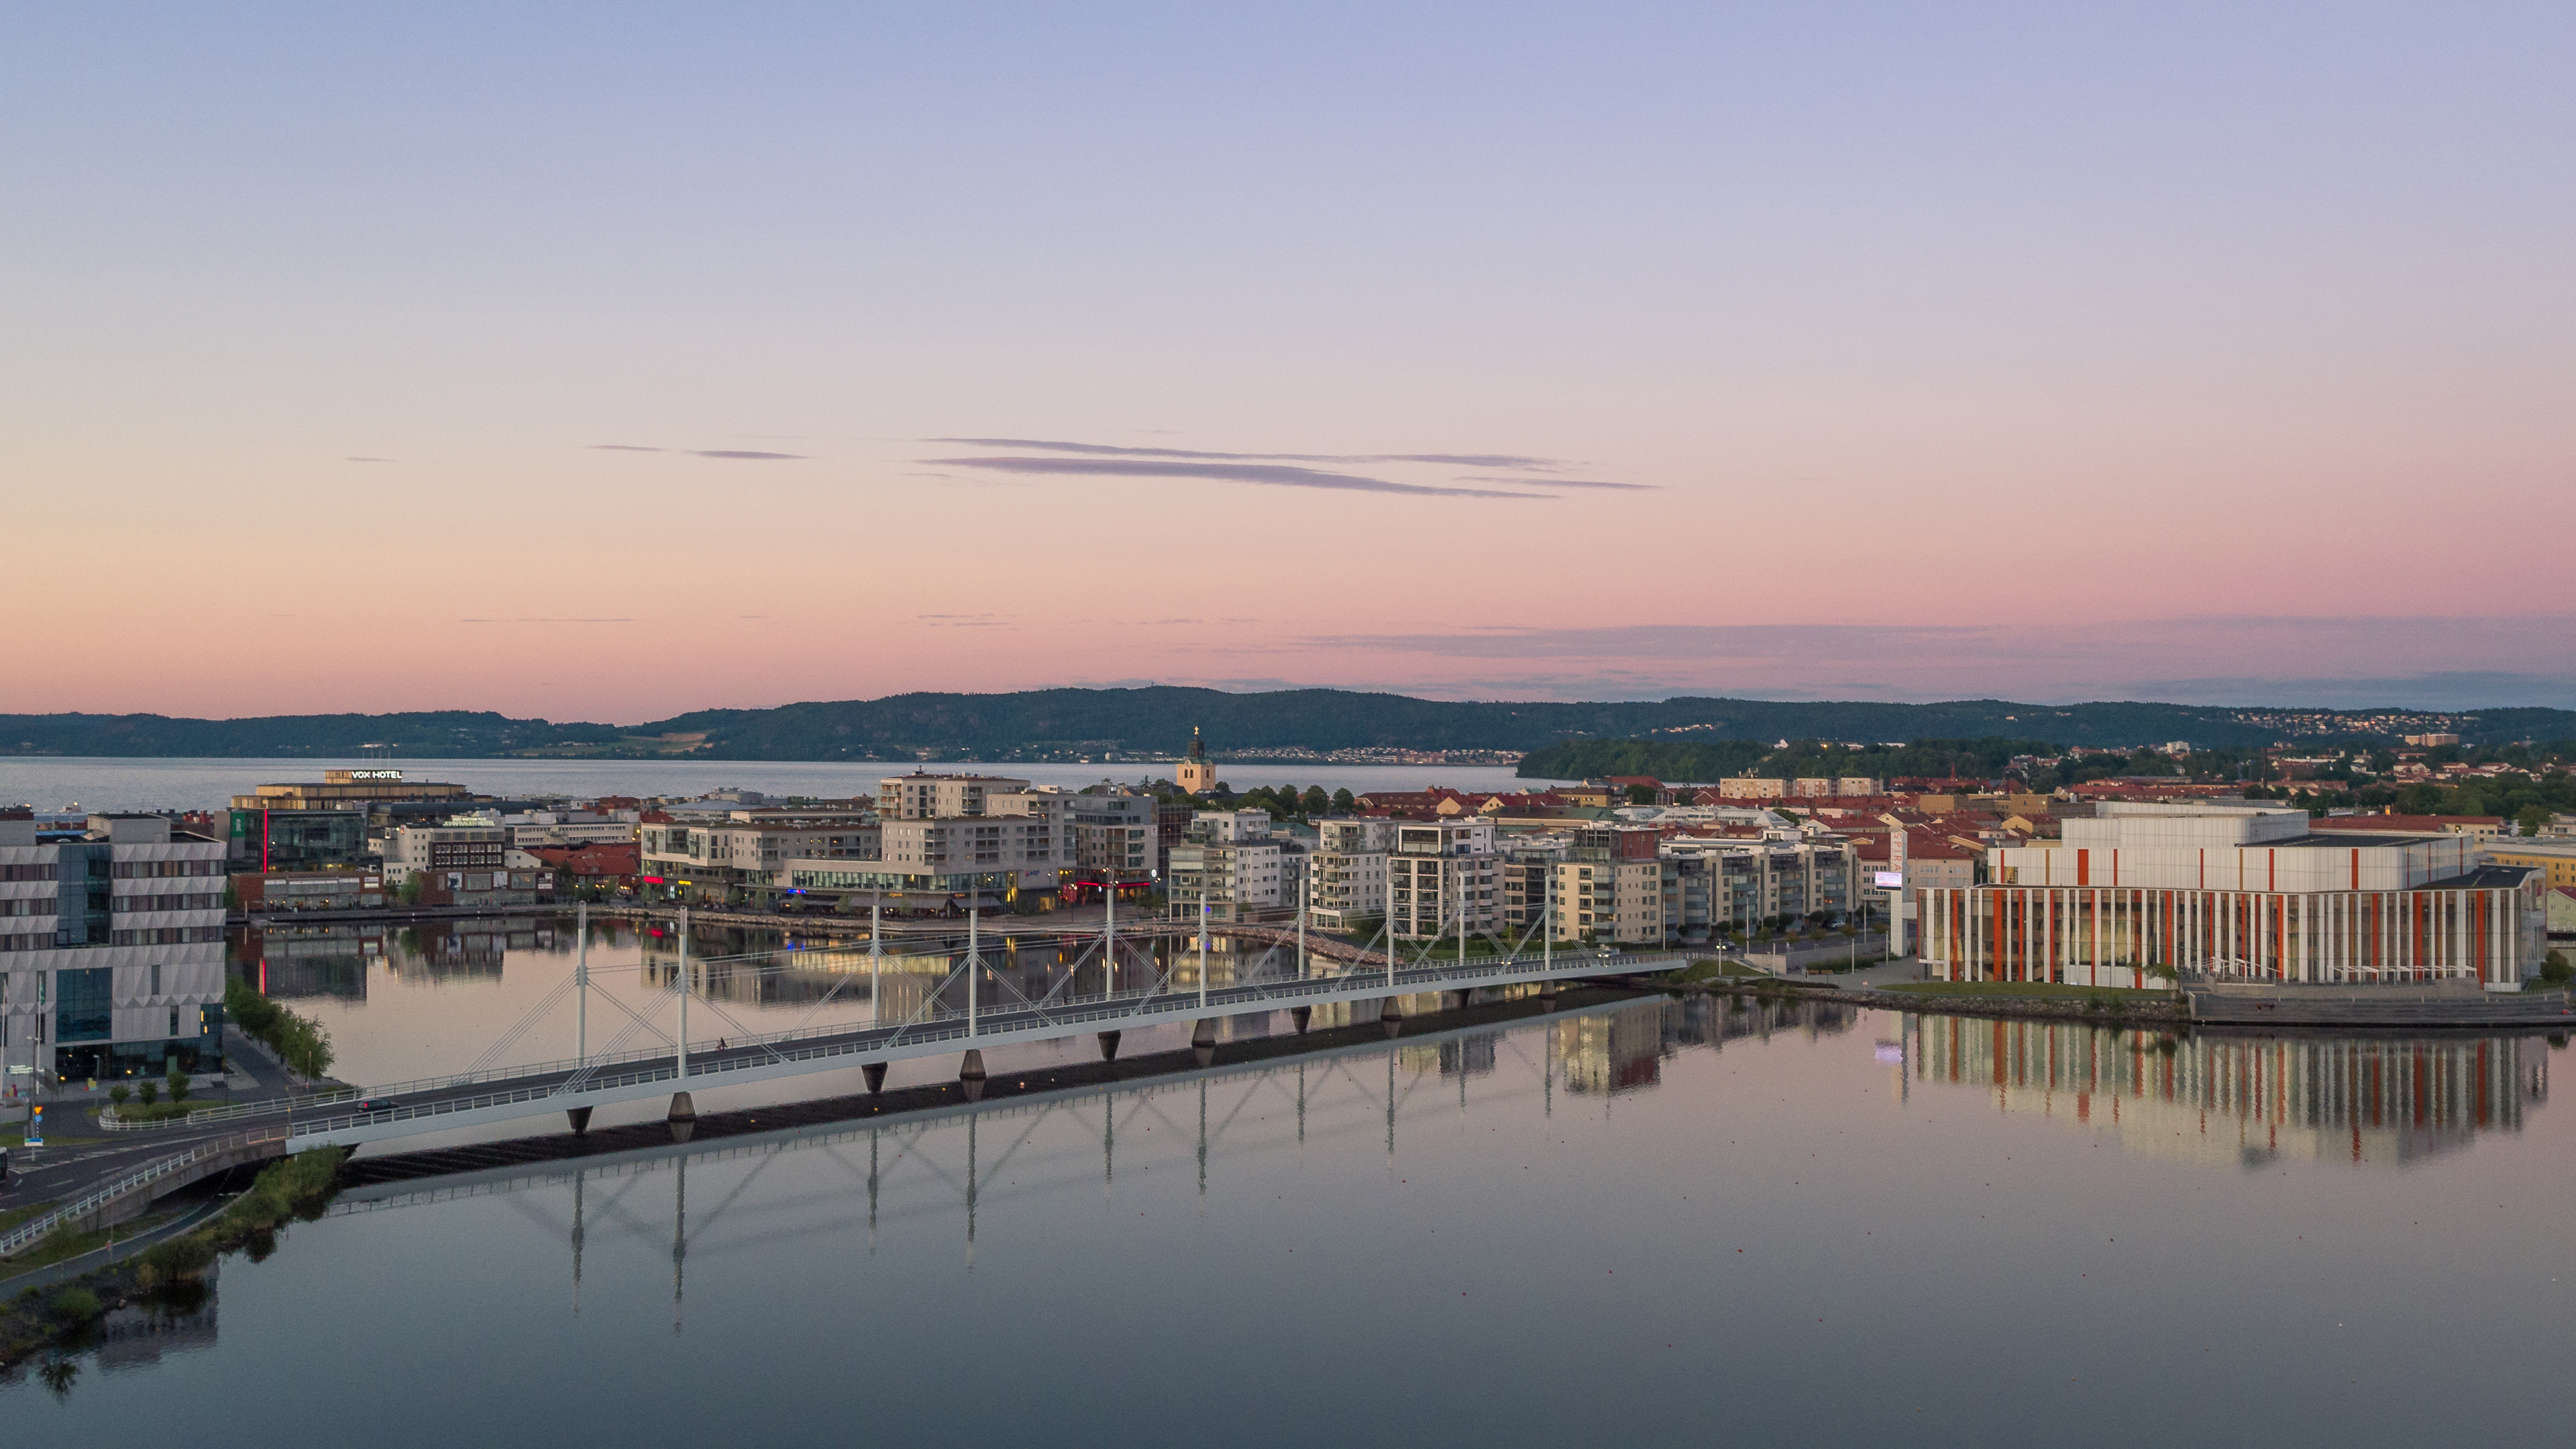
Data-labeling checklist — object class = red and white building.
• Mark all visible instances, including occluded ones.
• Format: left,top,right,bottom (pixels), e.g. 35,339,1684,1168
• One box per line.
1919,804,2547,989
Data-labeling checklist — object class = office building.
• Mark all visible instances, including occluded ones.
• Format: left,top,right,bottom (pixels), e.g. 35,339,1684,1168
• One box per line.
0,814,227,1081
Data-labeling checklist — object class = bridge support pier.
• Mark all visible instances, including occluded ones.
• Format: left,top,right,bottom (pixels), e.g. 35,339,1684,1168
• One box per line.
1538,985,1558,1010
1191,1018,1217,1067
666,1091,696,1144
959,1049,987,1103
566,1106,593,1135
1452,988,1475,1012
863,1062,888,1095
1381,1000,1404,1038
1289,1006,1311,1034
1096,1030,1122,1062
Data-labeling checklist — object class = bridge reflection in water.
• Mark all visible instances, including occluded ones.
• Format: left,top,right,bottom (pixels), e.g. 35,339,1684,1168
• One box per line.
1897,1014,2553,1166
319,991,1866,1328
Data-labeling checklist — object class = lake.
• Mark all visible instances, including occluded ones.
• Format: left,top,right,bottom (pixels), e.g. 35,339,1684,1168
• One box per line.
7,920,2569,1445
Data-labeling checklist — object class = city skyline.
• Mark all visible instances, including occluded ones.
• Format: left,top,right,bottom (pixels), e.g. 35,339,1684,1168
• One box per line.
8,4,2571,720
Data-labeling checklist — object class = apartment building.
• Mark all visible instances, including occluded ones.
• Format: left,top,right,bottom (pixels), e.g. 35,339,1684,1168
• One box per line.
877,773,1030,820
771,775,1069,913
782,815,1063,913
1660,834,1860,941
1548,827,1663,945
637,809,881,902
1307,818,1395,930
382,824,508,885
1389,819,1499,941
2480,838,2576,892
0,814,228,1081
1165,838,1285,921
1191,808,1271,842
1065,789,1159,883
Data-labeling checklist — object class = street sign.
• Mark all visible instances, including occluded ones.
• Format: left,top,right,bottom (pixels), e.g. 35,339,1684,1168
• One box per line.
25,1104,42,1148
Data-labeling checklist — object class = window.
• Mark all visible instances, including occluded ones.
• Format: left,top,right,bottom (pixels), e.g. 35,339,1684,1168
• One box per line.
151,963,162,996
56,966,112,1042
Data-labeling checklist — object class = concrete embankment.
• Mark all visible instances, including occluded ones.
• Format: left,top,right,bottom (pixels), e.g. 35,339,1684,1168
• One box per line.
1675,976,2575,1031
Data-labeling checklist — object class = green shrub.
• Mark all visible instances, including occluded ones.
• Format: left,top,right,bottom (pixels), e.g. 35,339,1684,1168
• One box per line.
2544,950,2572,985
168,1071,191,1104
48,1287,101,1322
138,1080,158,1106
225,979,335,1079
138,1234,215,1287
109,1085,130,1106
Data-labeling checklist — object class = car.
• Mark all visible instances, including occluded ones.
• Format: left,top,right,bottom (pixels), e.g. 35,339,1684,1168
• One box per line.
352,1097,399,1112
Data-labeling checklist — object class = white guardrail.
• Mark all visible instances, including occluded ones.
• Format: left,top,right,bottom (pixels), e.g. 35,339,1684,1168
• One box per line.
279,949,1695,1141
0,1126,288,1259
115,948,1695,1140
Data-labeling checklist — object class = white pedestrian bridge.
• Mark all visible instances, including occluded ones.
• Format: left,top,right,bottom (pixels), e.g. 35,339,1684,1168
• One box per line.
133,906,1701,1152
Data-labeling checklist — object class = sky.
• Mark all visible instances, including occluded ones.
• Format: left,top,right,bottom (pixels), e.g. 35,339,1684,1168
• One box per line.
5,3,2572,723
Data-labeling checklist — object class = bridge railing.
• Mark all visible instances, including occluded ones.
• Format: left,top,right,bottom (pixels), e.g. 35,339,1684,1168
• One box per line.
0,1125,289,1258
254,947,1706,1140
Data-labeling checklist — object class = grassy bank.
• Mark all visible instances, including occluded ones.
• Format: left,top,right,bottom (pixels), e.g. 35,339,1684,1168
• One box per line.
0,1146,346,1377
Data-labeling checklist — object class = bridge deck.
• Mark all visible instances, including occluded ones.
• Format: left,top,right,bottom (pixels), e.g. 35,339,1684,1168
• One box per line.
256,948,1689,1148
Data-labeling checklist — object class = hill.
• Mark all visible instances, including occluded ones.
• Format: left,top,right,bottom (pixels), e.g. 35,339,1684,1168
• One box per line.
1,691,2568,760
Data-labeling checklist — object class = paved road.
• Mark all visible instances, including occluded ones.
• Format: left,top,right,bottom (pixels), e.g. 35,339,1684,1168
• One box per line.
0,1027,305,1234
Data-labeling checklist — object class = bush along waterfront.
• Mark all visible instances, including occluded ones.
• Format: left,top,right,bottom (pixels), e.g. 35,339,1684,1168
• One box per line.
225,979,335,1079
0,1146,347,1376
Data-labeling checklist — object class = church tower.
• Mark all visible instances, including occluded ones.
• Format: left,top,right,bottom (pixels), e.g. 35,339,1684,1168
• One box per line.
1176,726,1217,794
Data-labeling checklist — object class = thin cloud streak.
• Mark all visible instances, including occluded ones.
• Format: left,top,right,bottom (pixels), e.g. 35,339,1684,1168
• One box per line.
926,437,1564,469
922,455,1552,499
1453,474,1654,491
588,445,808,460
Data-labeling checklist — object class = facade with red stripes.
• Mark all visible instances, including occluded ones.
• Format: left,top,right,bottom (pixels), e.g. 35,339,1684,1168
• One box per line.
1919,804,2546,989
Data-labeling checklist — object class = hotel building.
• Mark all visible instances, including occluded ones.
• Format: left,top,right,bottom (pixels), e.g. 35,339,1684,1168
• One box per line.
1918,804,2546,988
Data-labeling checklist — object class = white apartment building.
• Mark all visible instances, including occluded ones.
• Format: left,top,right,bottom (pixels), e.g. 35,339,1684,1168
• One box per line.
1,814,227,1082
773,775,1070,912
637,810,880,902
1389,820,1499,941
1066,790,1159,881
1191,808,1272,842
1307,818,1395,930
382,824,508,886
877,773,1031,820
1165,839,1285,921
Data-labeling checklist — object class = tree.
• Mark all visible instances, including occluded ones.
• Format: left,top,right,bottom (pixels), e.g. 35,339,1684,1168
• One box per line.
1331,788,1356,811
1626,784,1657,805
2518,804,2551,837
1303,786,1330,815
2544,950,2572,985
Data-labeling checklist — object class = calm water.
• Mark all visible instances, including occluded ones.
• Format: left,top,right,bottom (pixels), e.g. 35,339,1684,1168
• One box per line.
7,981,2571,1444
0,756,1559,814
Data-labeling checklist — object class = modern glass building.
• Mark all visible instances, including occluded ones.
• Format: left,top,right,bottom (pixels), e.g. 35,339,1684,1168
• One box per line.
1,814,228,1081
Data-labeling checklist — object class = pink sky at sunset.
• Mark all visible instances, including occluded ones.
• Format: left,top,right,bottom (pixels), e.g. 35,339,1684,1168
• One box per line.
7,5,2571,722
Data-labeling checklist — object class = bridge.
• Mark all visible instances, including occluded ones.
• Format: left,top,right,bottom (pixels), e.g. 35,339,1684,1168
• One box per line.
121,901,1700,1156
320,996,1645,1322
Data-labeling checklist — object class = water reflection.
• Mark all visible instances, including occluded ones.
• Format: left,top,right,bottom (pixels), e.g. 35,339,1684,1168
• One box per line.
1903,1014,2552,1166
0,1271,221,1399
